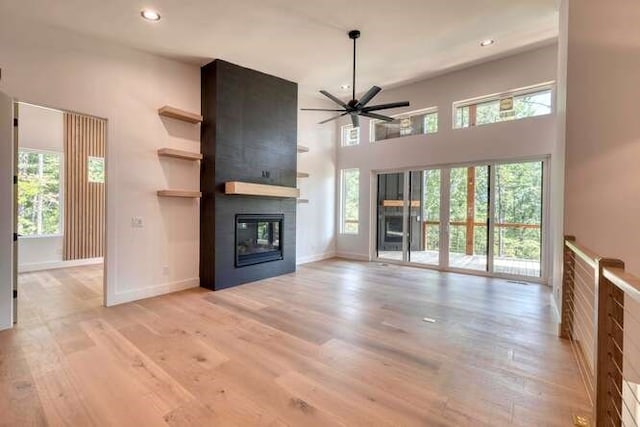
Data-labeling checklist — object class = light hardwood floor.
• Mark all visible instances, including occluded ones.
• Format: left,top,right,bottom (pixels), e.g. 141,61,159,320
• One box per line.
1,260,590,426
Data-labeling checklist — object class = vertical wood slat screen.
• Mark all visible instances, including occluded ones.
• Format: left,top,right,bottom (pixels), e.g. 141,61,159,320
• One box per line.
63,113,106,261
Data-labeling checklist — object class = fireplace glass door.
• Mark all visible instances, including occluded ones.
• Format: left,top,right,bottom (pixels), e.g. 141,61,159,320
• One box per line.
236,214,283,267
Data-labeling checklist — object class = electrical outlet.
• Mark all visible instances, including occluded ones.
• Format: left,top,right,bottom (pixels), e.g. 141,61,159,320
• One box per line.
131,217,144,228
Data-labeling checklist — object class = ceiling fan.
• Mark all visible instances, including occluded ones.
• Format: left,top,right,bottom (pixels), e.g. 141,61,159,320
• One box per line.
301,29,410,128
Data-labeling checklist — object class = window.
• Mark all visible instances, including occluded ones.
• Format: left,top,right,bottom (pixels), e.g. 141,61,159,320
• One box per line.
18,149,62,237
371,108,438,142
340,168,360,234
454,85,553,129
341,124,360,146
88,156,105,183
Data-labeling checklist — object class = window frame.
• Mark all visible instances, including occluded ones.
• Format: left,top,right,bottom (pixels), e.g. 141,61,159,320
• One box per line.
341,124,360,147
340,168,360,235
17,148,64,239
452,82,555,130
369,106,439,143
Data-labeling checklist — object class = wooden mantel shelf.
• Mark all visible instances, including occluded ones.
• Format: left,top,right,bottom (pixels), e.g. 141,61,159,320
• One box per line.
157,190,202,198
382,199,420,207
225,182,300,198
157,148,203,161
158,106,203,124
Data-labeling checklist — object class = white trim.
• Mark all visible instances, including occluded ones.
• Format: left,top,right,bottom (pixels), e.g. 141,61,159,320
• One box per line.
19,257,103,273
18,234,63,239
550,292,562,336
0,91,14,331
296,251,336,265
108,277,199,307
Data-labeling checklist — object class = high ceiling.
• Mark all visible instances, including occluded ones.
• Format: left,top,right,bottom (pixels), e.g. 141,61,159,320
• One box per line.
1,0,559,96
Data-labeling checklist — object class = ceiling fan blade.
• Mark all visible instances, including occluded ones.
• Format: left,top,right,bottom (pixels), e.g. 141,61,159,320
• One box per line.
318,112,348,125
356,86,381,108
360,112,394,122
301,108,346,112
350,113,360,128
362,101,410,112
319,90,347,108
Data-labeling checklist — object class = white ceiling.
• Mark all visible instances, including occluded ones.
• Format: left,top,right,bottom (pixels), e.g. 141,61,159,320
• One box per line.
1,0,559,97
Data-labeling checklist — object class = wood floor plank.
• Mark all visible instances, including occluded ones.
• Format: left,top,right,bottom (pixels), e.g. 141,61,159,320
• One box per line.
0,260,592,426
79,318,195,413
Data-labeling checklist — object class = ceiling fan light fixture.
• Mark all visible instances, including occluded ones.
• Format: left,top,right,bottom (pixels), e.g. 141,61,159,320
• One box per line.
301,29,410,127
340,84,351,90
141,9,161,21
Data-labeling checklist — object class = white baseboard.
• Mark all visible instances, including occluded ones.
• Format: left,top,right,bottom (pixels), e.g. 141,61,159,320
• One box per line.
335,252,370,262
550,292,563,336
19,257,103,273
296,251,336,265
107,277,200,307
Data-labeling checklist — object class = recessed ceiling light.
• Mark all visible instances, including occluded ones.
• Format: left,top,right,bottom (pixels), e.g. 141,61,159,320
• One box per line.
340,84,351,90
480,39,495,47
141,9,161,21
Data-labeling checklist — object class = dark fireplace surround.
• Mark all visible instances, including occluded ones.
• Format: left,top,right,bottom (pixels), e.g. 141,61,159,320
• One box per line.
200,60,297,290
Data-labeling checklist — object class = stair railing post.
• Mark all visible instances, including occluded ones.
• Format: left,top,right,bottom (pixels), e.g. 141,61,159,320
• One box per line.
594,257,625,427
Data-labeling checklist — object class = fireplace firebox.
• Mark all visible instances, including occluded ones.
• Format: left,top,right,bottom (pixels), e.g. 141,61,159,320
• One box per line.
235,214,284,267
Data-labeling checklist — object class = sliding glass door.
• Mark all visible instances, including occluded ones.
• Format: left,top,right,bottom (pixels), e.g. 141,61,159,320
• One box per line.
375,159,545,279
376,172,406,262
448,166,489,272
493,161,543,277
408,169,441,266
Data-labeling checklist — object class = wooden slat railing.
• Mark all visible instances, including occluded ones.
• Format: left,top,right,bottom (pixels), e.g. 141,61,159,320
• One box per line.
562,236,640,427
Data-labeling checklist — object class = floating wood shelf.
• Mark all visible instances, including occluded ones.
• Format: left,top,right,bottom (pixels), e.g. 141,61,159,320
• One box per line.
297,199,310,204
297,145,309,153
157,190,202,198
225,182,299,198
157,148,203,161
158,106,203,124
297,172,310,178
382,199,420,207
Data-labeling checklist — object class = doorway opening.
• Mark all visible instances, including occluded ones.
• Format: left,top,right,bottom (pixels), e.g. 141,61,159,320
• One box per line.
14,102,107,323
375,158,546,281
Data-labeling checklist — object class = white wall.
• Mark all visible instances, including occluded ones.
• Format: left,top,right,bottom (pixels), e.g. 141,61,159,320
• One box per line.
0,22,201,306
335,45,559,280
563,0,640,273
561,0,640,386
0,20,338,310
296,94,337,264
16,103,66,271
0,91,14,330
18,103,64,152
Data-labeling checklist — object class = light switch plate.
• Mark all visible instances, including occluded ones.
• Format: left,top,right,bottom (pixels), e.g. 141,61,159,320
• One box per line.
131,217,144,228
